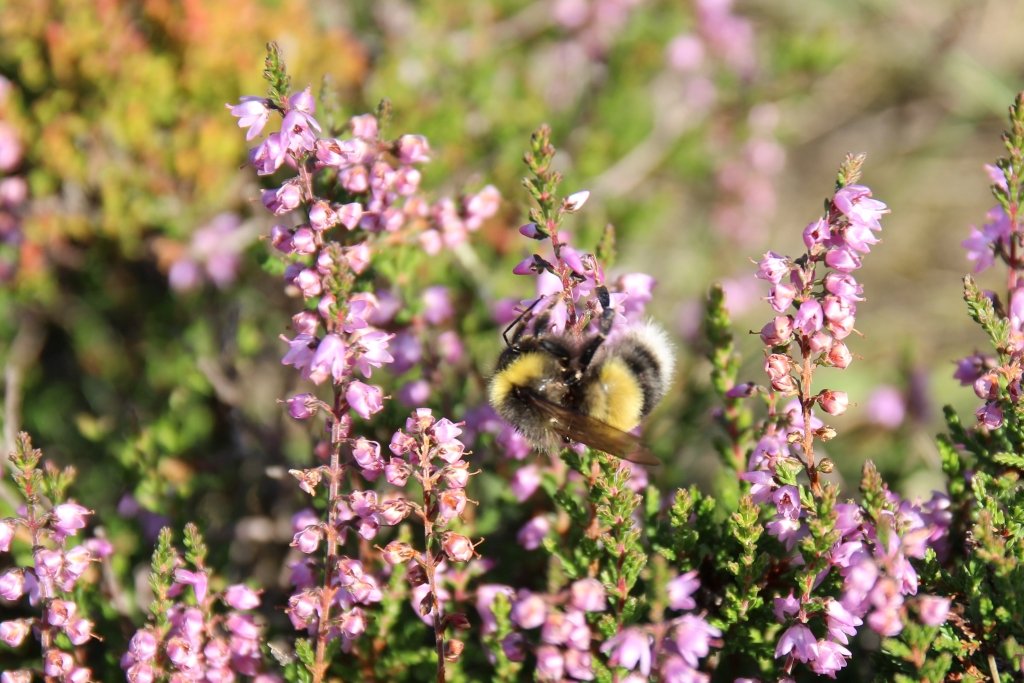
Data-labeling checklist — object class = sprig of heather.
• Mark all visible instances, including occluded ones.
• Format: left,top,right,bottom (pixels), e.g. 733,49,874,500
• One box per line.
956,93,1024,434
230,45,487,682
753,153,888,496
0,433,101,683
121,524,276,682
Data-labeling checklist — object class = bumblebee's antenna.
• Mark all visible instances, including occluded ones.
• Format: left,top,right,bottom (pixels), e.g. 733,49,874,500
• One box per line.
578,285,615,372
502,296,544,347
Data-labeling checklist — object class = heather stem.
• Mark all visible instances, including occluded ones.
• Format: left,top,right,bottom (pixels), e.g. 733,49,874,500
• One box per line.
800,344,822,497
418,442,447,683
312,406,345,683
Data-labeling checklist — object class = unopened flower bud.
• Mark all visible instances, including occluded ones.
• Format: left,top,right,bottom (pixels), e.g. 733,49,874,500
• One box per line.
817,390,849,416
817,458,835,473
442,532,476,562
444,612,472,630
563,190,590,212
815,426,837,442
519,222,545,239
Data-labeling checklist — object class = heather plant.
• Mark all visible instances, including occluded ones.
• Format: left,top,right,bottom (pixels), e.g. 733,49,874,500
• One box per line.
3,12,1024,683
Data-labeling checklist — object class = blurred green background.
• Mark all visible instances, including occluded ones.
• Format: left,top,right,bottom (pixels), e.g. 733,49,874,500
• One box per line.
1,0,1023,620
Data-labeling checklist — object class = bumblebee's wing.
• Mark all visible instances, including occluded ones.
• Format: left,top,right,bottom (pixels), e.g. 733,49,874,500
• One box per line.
524,390,660,467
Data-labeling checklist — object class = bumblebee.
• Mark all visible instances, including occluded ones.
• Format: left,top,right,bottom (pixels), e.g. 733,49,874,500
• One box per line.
489,286,675,465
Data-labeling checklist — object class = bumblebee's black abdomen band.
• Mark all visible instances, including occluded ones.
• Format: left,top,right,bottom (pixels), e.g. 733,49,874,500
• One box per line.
620,344,663,417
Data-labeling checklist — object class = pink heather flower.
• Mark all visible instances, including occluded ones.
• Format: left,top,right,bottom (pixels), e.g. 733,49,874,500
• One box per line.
973,372,998,400
865,386,905,428
352,329,394,378
766,517,803,550
601,627,652,676
286,393,318,420
826,341,852,369
443,460,470,489
1,671,33,683
294,268,322,298
564,648,595,681
52,501,91,538
511,464,542,501
824,273,863,303
306,334,347,385
570,578,607,612
667,33,705,72
773,592,800,622
667,570,700,611
672,614,721,668
0,519,13,551
803,218,828,248
44,649,74,677
174,569,208,604
261,181,303,215
833,184,888,232
760,315,793,346
825,598,862,644
767,282,798,313
47,598,76,626
953,354,990,386
740,470,774,504
422,286,453,325
442,532,476,562
817,389,849,416
347,381,385,420
437,489,468,524
755,251,789,283
395,134,430,164
774,623,818,662
352,437,384,473
976,402,1003,429
65,617,93,646
825,247,862,272
476,584,515,634
918,595,950,626
516,515,550,550
772,485,801,520
224,584,261,610
292,525,323,554
794,300,824,335
0,619,30,647
397,380,430,407
536,645,565,680
128,629,159,661
0,568,24,600
389,429,416,456
281,108,321,156
250,133,287,175
287,590,319,628
511,592,548,629
227,97,271,140
810,639,852,677
281,333,315,372
563,190,590,213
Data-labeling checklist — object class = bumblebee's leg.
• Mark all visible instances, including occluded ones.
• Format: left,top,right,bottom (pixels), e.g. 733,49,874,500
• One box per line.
578,285,615,372
503,296,544,347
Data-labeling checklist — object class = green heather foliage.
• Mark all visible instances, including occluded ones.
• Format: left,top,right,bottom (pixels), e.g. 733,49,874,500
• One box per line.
1,2,1024,680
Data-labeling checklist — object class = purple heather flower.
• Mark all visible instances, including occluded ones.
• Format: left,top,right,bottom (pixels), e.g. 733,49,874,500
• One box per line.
976,402,1003,429
0,620,30,647
395,134,430,164
536,644,565,681
773,592,800,622
517,514,550,550
250,133,287,176
261,180,303,215
810,639,851,678
755,251,789,283
824,246,862,272
774,623,818,662
0,519,13,552
511,591,547,629
511,465,542,501
825,598,862,644
292,525,323,554
174,569,208,604
672,614,721,668
0,568,24,600
601,627,652,676
422,286,454,325
864,385,905,428
346,381,385,420
564,648,595,681
51,502,91,538
740,469,775,504
227,97,271,140
306,334,347,385
918,595,950,626
794,300,823,335
224,584,261,610
667,570,700,611
476,584,515,634
570,578,607,612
